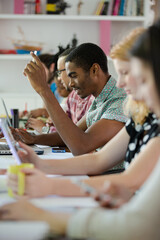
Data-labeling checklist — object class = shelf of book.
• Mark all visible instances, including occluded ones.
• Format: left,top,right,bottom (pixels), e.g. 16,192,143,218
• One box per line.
0,14,145,21
0,54,31,60
0,0,151,96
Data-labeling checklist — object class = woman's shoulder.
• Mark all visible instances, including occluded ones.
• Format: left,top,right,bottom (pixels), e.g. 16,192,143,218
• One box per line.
146,135,160,146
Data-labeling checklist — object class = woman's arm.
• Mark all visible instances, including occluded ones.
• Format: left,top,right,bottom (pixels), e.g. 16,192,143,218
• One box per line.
19,127,129,175
85,137,160,192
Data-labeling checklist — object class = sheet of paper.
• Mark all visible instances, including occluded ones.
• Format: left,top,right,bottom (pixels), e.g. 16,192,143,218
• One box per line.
0,221,49,240
31,196,98,211
39,152,73,159
0,155,16,169
0,147,73,169
0,175,7,192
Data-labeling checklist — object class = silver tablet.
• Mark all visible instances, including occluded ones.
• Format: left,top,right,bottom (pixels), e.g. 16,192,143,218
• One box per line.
0,118,21,164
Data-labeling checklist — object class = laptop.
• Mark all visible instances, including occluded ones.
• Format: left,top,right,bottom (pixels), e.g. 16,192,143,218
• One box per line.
0,118,44,155
0,118,22,164
1,97,12,127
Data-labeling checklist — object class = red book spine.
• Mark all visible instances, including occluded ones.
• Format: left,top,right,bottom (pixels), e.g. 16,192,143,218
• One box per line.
14,0,24,14
112,0,121,15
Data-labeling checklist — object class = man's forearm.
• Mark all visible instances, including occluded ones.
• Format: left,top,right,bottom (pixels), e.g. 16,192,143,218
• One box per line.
39,89,88,153
39,89,124,156
33,132,65,146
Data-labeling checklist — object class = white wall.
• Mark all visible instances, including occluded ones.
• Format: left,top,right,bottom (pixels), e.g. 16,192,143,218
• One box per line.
0,0,101,111
0,0,146,112
0,93,43,115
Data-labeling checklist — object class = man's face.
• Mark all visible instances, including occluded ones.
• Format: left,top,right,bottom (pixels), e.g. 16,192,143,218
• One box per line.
54,77,71,98
65,61,95,98
57,57,71,91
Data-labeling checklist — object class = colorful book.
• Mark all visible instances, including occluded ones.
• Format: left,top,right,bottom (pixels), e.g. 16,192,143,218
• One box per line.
95,0,105,15
131,0,137,16
94,1,102,15
112,0,121,16
14,0,24,14
119,0,125,16
123,0,128,16
101,1,110,15
138,0,144,16
107,0,115,15
126,0,132,16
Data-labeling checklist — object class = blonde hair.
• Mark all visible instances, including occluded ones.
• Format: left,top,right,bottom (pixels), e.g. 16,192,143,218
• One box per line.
124,96,149,125
110,28,149,125
110,27,145,61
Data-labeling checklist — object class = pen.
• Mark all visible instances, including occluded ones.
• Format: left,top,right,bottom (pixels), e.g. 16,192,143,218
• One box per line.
71,178,118,207
31,50,37,63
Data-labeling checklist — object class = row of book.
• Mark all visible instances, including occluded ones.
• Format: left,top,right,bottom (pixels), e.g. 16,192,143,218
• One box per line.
94,0,144,16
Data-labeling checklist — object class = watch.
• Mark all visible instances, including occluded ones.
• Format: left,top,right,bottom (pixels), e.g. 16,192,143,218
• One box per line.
42,126,50,134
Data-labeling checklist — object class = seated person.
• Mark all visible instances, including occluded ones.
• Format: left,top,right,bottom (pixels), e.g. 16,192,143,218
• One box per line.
7,28,160,199
12,43,127,158
20,53,60,120
26,48,94,134
26,75,71,134
1,21,160,240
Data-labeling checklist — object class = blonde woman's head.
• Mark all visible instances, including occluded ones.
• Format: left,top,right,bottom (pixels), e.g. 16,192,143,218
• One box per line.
110,28,145,61
110,28,149,125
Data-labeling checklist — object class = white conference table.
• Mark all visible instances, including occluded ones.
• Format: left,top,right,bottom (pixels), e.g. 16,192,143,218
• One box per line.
0,146,98,240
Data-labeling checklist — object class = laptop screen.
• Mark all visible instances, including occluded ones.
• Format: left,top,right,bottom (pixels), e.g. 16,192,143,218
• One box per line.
0,118,21,164
1,98,12,127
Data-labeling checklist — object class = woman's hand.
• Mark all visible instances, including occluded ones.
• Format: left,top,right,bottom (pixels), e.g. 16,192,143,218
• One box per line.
17,141,40,166
28,108,49,118
26,118,45,133
0,200,71,235
7,167,53,198
94,181,134,208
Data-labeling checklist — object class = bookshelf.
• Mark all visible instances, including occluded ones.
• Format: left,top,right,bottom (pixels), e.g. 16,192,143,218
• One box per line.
0,14,145,21
0,0,152,111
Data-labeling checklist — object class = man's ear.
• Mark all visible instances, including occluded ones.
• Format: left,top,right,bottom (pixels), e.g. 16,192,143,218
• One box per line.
49,63,55,72
91,63,99,75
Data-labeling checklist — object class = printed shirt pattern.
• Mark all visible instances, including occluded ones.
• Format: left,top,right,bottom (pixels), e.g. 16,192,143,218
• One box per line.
86,76,128,128
86,76,127,172
125,113,160,169
49,90,94,133
66,90,95,124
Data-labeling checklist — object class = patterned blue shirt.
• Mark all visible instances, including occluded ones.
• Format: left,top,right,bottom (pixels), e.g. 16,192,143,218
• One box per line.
86,76,128,127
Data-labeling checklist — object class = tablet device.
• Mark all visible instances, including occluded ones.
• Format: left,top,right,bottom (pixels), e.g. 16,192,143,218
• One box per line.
0,118,21,164
1,97,12,127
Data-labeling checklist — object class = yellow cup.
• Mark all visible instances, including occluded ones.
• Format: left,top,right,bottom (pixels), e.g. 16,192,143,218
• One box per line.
8,163,34,197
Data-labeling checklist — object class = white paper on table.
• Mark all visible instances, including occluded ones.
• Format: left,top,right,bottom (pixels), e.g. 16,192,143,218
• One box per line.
0,155,16,169
0,175,7,192
31,196,98,211
39,152,73,159
35,144,51,149
0,148,73,169
0,221,49,240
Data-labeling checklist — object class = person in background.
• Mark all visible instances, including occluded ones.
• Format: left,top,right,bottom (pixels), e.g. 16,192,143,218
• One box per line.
56,48,95,125
25,75,71,134
20,52,63,120
12,43,127,159
20,49,71,133
26,48,94,134
1,20,160,240
7,28,160,198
